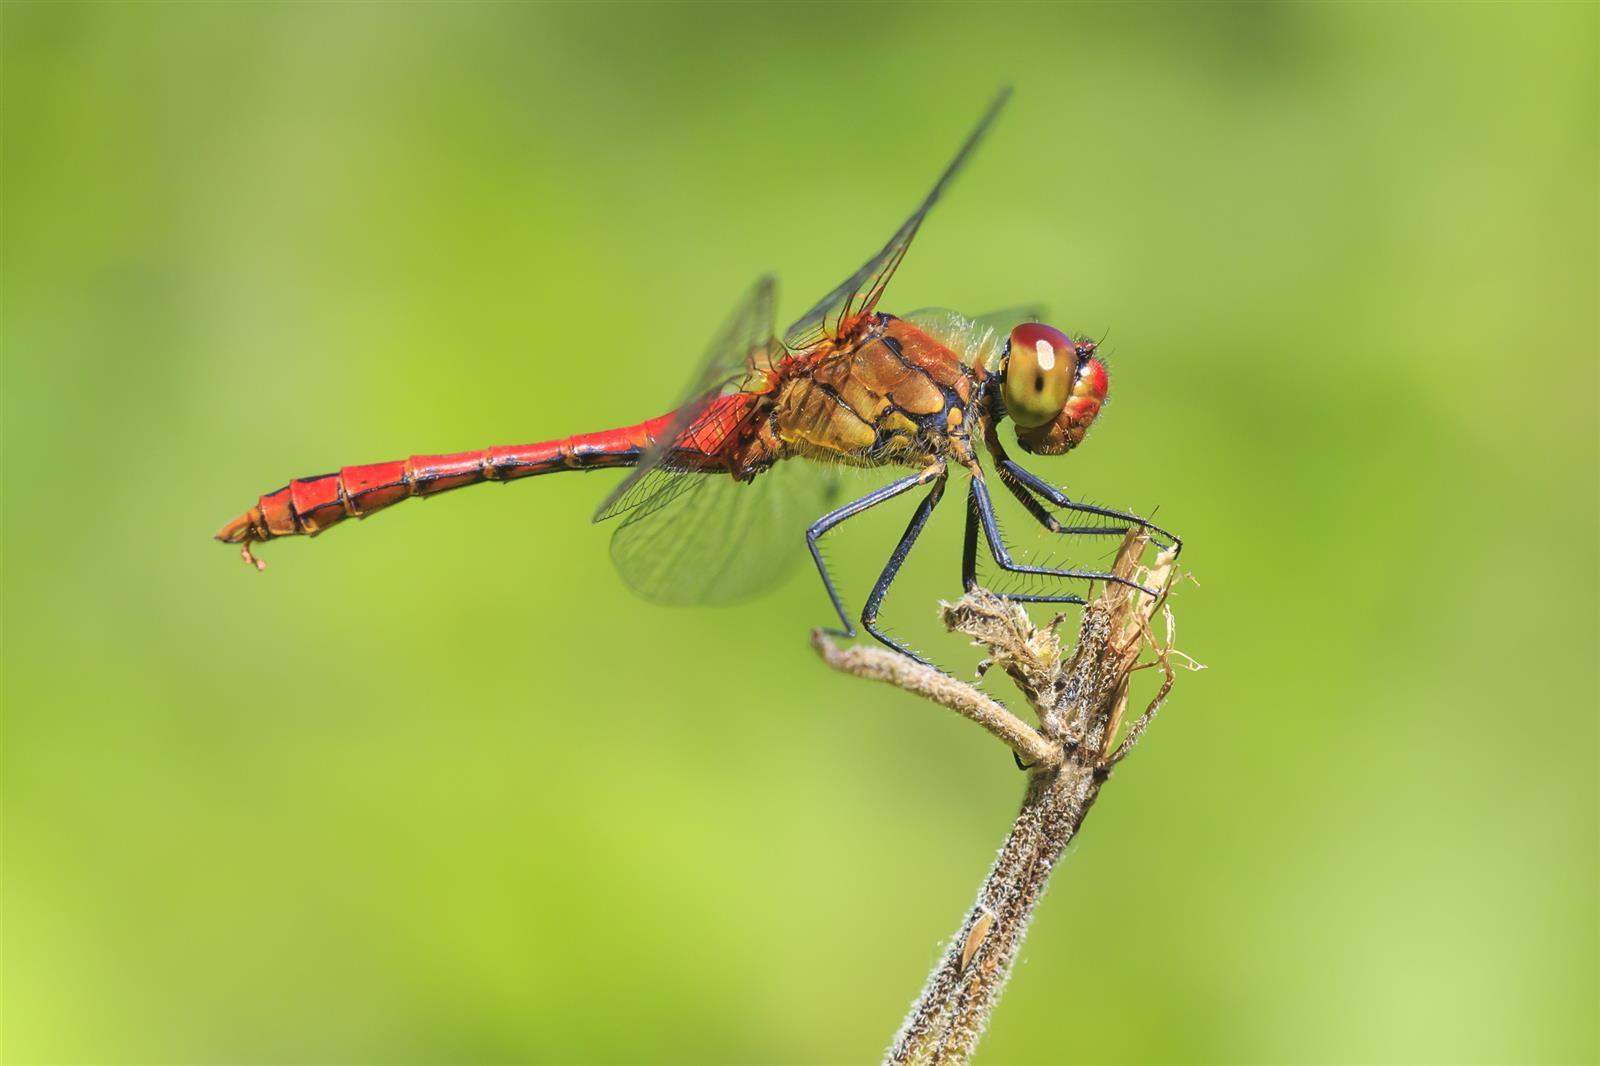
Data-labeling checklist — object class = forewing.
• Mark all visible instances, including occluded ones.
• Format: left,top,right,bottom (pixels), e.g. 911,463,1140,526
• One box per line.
593,275,778,523
782,88,1012,351
609,459,843,606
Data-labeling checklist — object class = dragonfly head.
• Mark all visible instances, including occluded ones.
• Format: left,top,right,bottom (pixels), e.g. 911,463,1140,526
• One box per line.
1000,323,1108,455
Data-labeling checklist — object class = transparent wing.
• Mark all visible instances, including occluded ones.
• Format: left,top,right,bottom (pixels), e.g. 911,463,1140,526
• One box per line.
970,304,1048,331
967,305,1048,372
781,87,1012,351
609,458,843,605
902,304,1047,373
904,305,1047,335
594,275,778,523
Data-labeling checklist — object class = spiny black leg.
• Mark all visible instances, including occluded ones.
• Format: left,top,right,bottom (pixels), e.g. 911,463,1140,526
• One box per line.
962,486,981,592
963,480,1086,605
998,590,1090,606
970,473,1159,600
992,463,1121,603
861,473,947,663
806,468,941,638
995,458,1139,540
998,457,1181,555
995,462,1077,534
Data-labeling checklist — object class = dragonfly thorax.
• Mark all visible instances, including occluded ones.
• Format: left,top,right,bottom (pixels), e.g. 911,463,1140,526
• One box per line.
751,315,978,472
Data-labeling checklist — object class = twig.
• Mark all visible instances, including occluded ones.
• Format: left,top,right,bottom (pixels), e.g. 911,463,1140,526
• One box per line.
809,634,1062,771
812,531,1197,1065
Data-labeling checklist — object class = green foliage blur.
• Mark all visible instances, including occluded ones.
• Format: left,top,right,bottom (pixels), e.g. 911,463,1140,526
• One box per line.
3,3,1595,1063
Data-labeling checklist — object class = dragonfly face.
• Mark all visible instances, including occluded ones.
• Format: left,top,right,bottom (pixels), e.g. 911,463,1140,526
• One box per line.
1001,324,1109,456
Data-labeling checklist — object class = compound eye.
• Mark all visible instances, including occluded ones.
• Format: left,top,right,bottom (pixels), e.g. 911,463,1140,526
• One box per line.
1003,323,1073,428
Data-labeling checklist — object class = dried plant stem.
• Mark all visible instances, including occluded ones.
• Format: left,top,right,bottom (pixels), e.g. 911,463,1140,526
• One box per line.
809,634,1062,770
813,532,1192,1066
886,760,1103,1065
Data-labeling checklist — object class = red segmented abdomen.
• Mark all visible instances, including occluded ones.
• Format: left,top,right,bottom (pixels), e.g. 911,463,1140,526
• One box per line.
216,411,691,569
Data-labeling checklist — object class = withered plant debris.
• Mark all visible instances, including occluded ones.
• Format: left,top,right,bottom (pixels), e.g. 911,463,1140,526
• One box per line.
813,531,1198,1066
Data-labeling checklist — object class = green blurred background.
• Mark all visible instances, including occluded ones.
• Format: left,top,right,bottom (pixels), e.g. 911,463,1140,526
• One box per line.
3,3,1595,1063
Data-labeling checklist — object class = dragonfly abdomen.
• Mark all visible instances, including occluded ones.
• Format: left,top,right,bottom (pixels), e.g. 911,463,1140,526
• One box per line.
215,417,675,569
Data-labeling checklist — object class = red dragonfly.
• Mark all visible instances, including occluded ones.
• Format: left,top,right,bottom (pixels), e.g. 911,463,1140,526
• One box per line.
216,90,1178,661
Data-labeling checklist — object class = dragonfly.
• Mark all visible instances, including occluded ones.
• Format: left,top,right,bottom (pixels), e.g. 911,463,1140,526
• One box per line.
215,89,1179,662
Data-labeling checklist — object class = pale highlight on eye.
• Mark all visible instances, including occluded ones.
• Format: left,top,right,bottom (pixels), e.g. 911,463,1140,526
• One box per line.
1034,338,1056,371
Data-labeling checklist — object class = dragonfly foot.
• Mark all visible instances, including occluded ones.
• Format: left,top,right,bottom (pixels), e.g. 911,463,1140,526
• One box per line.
864,625,937,669
240,543,266,571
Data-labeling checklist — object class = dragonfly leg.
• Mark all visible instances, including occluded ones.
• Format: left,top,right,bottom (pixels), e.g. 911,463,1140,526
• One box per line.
860,470,949,664
961,482,1076,603
806,466,944,638
964,477,1085,606
962,486,981,591
968,471,1159,602
997,457,1182,556
994,462,1081,535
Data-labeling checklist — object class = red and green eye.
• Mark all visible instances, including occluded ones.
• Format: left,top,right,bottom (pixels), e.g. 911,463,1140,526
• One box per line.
1003,323,1074,427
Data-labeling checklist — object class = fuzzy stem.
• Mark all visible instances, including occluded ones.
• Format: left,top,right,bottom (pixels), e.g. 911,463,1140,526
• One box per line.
809,633,1062,770
813,532,1191,1065
885,762,1102,1065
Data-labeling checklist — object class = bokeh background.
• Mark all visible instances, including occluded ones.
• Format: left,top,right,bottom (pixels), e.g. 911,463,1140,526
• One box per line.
3,3,1595,1064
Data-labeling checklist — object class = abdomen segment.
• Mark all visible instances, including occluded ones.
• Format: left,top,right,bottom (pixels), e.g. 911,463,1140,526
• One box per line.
215,416,674,569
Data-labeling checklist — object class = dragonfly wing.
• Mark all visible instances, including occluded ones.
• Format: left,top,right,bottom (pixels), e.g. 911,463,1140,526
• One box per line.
598,88,1010,604
594,275,779,523
904,305,1047,335
782,87,1012,351
901,304,1047,374
970,304,1048,331
608,458,843,605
